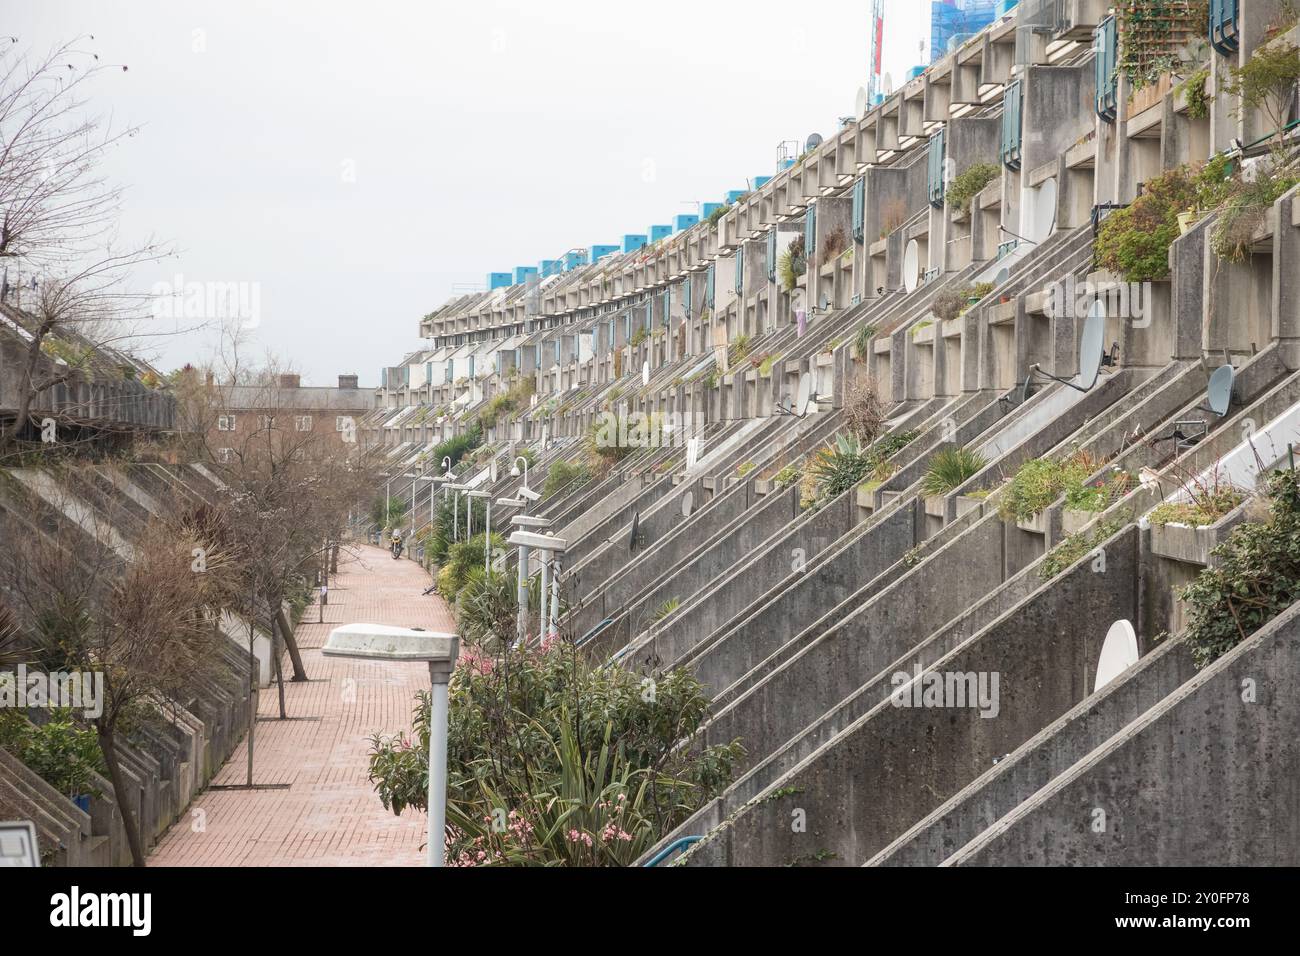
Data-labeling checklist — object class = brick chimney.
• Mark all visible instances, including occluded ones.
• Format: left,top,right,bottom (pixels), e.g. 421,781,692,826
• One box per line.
278,373,301,389
338,374,359,390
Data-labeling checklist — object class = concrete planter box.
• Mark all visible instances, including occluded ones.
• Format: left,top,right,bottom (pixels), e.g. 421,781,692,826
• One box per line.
753,478,773,495
1016,511,1048,535
1062,508,1098,535
1149,508,1246,567
924,495,946,519
955,495,987,518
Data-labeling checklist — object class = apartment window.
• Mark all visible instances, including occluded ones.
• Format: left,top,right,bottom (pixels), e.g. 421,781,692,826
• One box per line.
336,415,352,432
217,414,236,431
217,448,234,463
260,415,275,429
294,415,311,431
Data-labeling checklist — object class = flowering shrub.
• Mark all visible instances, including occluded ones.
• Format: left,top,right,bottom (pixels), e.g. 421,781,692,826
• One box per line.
367,639,743,866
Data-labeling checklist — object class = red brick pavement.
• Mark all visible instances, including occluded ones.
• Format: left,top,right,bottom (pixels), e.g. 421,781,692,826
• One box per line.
149,546,452,867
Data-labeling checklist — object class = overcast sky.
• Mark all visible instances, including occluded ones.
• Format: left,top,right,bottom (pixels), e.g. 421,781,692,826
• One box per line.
9,1,930,386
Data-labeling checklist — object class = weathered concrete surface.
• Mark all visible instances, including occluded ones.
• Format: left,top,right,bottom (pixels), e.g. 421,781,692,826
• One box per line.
872,636,1197,866
950,603,1300,866
683,525,1139,867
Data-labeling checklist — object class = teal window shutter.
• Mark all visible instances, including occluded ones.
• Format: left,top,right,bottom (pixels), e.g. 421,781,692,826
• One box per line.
1095,16,1118,121
735,246,744,295
851,179,865,241
1001,79,1022,171
766,230,778,280
805,203,817,256
928,128,946,207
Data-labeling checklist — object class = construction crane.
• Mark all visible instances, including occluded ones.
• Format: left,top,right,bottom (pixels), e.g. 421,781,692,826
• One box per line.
868,0,885,104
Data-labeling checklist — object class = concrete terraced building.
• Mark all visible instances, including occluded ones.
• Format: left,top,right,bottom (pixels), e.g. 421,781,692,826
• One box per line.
370,0,1300,866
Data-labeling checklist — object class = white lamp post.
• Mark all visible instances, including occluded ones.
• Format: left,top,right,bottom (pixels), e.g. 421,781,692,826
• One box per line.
467,490,491,573
507,528,566,643
321,624,459,867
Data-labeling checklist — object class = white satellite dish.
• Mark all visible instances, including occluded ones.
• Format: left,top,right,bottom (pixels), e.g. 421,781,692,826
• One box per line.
883,72,894,95
902,240,921,293
795,372,814,417
490,459,498,483
682,491,694,518
805,132,824,153
855,87,868,120
642,360,650,386
994,266,1010,287
1094,619,1139,692
1208,365,1235,417
686,437,701,470
1032,178,1058,243
1078,302,1106,390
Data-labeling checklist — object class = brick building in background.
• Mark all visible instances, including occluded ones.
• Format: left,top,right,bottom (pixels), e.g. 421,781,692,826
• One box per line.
207,373,378,462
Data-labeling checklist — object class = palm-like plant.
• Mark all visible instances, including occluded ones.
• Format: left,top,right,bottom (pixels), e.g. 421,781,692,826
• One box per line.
920,446,986,497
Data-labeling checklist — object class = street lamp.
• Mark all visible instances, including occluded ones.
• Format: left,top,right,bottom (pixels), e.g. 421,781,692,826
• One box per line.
321,624,459,867
507,527,566,644
509,456,532,500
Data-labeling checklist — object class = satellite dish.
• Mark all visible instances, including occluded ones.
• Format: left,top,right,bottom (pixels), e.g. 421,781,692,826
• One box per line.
795,372,814,417
629,510,641,553
883,72,894,95
1032,178,1058,243
902,240,921,293
1077,303,1106,390
819,294,830,312
681,491,694,518
490,459,498,483
994,266,1010,287
855,87,868,120
1094,619,1139,692
642,360,650,386
805,132,823,153
1207,365,1235,416
686,437,701,470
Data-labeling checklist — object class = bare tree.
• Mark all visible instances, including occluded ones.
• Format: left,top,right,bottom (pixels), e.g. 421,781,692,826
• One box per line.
0,485,237,866
0,38,173,453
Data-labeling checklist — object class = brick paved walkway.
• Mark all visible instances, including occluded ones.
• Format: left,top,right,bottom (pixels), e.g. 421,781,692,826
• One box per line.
149,546,451,867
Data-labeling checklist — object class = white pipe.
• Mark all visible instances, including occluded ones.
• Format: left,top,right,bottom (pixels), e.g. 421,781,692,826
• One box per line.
537,549,551,642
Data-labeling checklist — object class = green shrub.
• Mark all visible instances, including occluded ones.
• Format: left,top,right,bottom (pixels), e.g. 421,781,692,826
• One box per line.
777,235,807,292
853,324,877,361
945,162,999,215
773,464,800,488
1095,164,1198,281
1175,66,1212,119
1149,486,1245,527
1209,166,1300,263
1181,470,1300,668
367,642,743,866
999,452,1106,522
0,709,105,798
920,446,986,497
543,459,591,499
1039,517,1126,581
707,203,732,226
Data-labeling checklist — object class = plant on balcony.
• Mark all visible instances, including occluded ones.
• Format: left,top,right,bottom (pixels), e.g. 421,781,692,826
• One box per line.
729,333,752,365
822,226,849,260
999,451,1104,522
853,324,877,362
1095,163,1198,281
1118,1,1209,94
1039,517,1126,581
1174,66,1212,119
844,376,886,444
1148,467,1246,527
777,235,807,292
629,326,649,349
919,446,986,497
1209,162,1300,263
1065,467,1134,513
1180,469,1300,669
736,461,756,479
773,464,800,489
1223,41,1300,146
931,286,969,324
543,460,590,500
0,708,105,800
367,637,743,867
706,203,732,226
945,163,999,216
